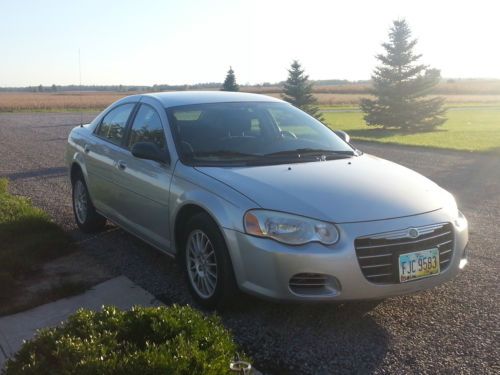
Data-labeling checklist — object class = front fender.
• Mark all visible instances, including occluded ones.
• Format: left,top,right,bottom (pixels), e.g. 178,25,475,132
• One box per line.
169,163,259,253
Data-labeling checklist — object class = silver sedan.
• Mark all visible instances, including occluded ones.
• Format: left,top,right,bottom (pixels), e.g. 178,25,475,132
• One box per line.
66,91,468,308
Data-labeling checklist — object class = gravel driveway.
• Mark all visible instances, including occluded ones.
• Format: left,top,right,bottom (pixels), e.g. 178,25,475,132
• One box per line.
0,112,498,374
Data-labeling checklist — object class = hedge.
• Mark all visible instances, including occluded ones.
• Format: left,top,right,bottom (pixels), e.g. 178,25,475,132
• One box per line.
3,305,246,375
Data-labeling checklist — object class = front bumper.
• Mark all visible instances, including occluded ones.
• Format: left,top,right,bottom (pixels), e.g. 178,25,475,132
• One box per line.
223,209,468,301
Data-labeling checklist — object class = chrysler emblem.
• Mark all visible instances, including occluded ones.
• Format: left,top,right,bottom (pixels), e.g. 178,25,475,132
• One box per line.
408,228,420,238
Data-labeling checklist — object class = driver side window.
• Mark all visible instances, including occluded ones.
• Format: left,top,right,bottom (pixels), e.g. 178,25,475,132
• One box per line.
128,105,166,151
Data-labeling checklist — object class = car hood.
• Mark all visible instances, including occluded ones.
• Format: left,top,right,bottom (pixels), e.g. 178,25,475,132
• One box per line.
195,154,446,223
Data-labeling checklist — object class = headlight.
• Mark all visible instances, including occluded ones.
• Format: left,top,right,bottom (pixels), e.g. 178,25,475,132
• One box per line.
244,210,339,246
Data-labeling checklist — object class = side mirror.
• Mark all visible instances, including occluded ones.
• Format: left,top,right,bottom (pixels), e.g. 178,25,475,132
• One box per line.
131,142,170,164
333,129,350,143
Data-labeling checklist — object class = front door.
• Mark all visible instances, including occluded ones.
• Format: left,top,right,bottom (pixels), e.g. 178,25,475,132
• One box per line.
112,103,172,251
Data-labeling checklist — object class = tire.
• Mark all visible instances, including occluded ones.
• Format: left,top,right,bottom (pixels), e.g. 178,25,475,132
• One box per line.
72,172,106,233
182,213,238,309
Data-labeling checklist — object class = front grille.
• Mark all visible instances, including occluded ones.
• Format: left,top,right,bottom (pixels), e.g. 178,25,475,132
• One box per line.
289,273,339,296
355,223,454,284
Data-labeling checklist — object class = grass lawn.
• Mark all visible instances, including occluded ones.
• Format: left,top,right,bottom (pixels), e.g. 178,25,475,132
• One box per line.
0,178,74,308
322,106,500,153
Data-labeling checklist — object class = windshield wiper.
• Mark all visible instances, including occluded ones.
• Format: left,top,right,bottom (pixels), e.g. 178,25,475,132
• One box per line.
187,150,259,159
186,149,354,167
264,148,354,159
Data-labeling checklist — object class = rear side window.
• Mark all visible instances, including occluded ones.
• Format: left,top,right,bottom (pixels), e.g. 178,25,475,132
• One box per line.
128,105,166,150
96,103,135,145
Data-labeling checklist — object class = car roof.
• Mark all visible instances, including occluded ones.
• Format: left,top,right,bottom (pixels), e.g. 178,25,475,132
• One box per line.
141,91,283,108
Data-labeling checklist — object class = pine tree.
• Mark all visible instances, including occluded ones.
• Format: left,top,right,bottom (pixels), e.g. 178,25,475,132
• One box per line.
221,67,239,92
360,19,446,130
282,60,323,121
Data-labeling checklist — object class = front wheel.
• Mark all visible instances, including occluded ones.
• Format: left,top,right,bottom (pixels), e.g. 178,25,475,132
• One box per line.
72,173,106,233
183,213,237,309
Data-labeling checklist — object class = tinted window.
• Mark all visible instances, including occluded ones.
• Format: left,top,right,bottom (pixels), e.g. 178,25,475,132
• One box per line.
96,104,135,145
269,107,318,138
128,105,166,150
167,102,355,166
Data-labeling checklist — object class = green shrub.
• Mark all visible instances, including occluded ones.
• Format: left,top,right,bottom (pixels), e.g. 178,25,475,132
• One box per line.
3,305,245,375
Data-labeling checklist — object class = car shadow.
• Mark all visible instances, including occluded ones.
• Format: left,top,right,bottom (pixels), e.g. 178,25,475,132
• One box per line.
219,296,390,375
0,167,67,181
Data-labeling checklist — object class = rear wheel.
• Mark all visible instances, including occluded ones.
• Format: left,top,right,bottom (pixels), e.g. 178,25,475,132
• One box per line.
72,173,106,233
183,213,237,309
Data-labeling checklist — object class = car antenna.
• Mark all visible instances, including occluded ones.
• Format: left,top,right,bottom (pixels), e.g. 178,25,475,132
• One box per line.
78,48,83,127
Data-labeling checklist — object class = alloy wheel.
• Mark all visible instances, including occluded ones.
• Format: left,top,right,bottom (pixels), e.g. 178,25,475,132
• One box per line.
186,229,218,298
74,180,88,224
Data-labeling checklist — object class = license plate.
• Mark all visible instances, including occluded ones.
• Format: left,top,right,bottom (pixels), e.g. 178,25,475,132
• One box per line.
399,248,440,283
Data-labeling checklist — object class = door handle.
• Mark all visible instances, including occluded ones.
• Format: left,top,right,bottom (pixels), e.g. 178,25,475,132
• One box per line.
117,160,127,170
84,144,90,154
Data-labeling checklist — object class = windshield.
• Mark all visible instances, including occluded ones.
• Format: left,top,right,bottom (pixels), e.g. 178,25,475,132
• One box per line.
166,101,356,166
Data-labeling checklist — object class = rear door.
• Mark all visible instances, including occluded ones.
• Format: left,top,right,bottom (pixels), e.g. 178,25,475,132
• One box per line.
112,101,173,251
84,102,137,217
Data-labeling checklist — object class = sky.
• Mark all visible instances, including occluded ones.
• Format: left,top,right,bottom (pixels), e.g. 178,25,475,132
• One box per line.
1,0,499,87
